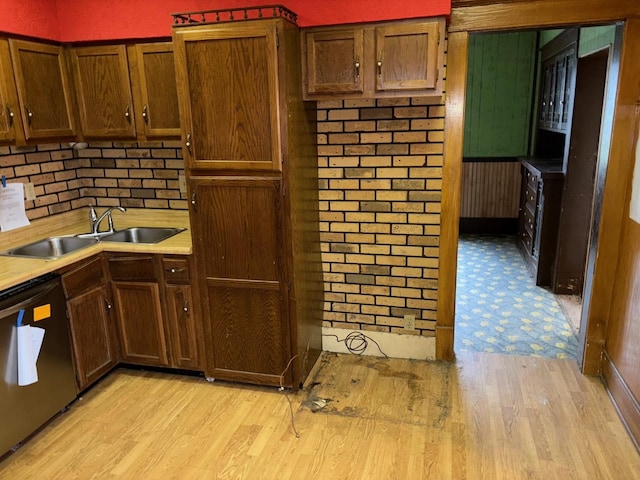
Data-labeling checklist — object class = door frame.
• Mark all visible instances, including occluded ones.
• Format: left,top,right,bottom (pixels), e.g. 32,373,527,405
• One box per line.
438,0,640,374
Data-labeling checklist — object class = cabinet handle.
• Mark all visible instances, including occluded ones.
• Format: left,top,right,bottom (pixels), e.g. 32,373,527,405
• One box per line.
25,107,33,125
124,105,131,122
191,191,197,211
6,104,14,126
183,300,189,316
377,52,383,76
105,299,112,311
354,56,360,79
185,133,191,150
142,105,148,123
167,267,186,274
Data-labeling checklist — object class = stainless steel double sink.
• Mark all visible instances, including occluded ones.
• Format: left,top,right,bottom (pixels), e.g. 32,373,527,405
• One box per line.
1,227,186,259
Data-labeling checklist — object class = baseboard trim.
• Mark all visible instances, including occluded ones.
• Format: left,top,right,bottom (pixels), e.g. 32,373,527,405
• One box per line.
322,327,435,360
602,350,640,452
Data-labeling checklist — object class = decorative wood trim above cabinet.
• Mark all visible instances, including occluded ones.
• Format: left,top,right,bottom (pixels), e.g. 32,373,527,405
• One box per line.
301,17,446,100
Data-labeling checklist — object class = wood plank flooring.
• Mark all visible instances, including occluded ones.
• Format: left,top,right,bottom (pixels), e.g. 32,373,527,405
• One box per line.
1,352,638,479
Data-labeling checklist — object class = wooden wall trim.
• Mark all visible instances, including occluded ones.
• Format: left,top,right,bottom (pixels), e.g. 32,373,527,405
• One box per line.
580,20,640,375
450,0,639,32
436,31,468,361
602,350,640,451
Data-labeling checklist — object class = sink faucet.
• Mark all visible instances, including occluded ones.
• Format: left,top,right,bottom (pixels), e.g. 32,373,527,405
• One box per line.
89,205,126,234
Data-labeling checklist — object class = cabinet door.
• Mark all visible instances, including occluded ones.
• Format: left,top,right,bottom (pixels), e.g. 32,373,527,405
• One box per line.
131,43,180,138
305,28,364,94
173,22,281,171
112,281,168,366
0,40,23,143
191,176,292,386
67,285,118,391
70,45,136,138
375,21,440,92
165,285,200,370
9,39,76,140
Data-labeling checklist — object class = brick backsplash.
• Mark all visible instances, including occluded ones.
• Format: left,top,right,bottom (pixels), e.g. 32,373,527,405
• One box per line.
0,140,187,220
318,97,445,337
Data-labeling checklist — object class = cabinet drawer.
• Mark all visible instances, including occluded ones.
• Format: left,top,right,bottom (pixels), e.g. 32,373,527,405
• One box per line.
162,258,190,284
525,183,538,208
526,170,538,190
108,256,157,282
62,256,106,298
523,206,536,236
521,229,534,254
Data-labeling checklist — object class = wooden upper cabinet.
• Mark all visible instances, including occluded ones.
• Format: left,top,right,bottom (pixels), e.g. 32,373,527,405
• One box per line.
302,17,445,100
8,39,76,140
305,28,364,94
130,42,180,139
0,39,23,143
70,45,136,138
375,22,440,92
173,22,281,171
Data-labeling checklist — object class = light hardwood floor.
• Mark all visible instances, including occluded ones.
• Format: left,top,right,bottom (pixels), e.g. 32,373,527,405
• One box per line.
1,352,639,479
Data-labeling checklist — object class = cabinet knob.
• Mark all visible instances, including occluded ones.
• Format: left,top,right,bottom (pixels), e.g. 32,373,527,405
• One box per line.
25,107,33,125
142,104,148,123
183,301,189,315
5,104,14,126
185,133,191,150
354,57,360,79
105,299,112,311
377,59,383,75
124,105,131,122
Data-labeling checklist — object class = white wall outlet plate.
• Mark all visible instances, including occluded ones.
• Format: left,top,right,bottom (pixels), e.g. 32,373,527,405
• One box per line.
403,314,415,331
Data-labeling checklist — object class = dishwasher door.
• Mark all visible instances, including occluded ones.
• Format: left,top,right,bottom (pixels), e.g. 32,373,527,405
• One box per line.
0,275,77,456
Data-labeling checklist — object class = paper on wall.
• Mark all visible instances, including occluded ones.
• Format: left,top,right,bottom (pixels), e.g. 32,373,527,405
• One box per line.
17,325,45,386
0,183,30,232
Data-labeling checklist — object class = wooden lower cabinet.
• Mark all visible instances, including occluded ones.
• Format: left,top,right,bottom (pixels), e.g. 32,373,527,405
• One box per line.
163,257,201,370
108,253,202,370
517,158,564,286
191,177,293,386
61,256,119,391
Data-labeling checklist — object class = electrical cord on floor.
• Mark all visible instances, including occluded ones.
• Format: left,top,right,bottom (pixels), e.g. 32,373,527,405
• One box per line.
322,331,389,359
279,354,300,438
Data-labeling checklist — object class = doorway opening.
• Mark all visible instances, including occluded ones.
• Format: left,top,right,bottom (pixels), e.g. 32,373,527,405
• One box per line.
454,26,614,359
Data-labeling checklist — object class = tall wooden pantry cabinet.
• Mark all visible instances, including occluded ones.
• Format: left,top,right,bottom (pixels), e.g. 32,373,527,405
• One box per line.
172,7,323,388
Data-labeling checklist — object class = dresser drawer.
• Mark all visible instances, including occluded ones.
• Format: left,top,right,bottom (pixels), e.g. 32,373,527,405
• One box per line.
108,255,157,282
162,258,190,284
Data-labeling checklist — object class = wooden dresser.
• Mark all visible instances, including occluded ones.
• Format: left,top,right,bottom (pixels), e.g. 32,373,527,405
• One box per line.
517,157,564,286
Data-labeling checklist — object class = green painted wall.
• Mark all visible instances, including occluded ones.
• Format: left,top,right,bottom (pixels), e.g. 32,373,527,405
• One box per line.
463,32,537,158
540,29,563,47
579,25,616,57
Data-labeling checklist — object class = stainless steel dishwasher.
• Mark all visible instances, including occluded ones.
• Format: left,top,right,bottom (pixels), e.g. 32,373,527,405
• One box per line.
0,274,77,456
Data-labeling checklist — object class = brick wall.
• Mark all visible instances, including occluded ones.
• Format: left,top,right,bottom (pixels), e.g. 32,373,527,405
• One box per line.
0,140,187,220
317,98,445,337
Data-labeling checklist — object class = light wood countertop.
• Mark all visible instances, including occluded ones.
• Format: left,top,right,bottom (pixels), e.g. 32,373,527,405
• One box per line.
0,208,192,291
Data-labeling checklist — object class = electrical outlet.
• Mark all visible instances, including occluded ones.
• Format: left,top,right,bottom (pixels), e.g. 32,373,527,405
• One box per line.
178,174,187,194
403,314,415,331
24,182,36,201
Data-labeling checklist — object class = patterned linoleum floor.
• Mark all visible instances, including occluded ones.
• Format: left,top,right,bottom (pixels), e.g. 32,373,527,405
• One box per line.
454,235,579,359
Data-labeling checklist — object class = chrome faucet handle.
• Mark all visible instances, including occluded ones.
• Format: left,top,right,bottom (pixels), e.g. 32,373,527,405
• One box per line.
88,204,98,222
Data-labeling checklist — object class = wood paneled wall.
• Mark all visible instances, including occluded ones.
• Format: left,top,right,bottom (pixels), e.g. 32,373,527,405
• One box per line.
460,161,521,218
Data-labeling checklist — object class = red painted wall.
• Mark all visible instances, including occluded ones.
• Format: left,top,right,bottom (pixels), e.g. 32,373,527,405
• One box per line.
1,0,450,42
0,0,60,40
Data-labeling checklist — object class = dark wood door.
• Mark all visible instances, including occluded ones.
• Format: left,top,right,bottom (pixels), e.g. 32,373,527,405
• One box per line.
70,45,136,138
0,40,23,143
112,281,168,366
131,42,180,138
9,39,76,140
173,22,281,171
375,21,440,92
191,176,291,386
67,285,118,391
305,28,364,95
165,284,200,370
